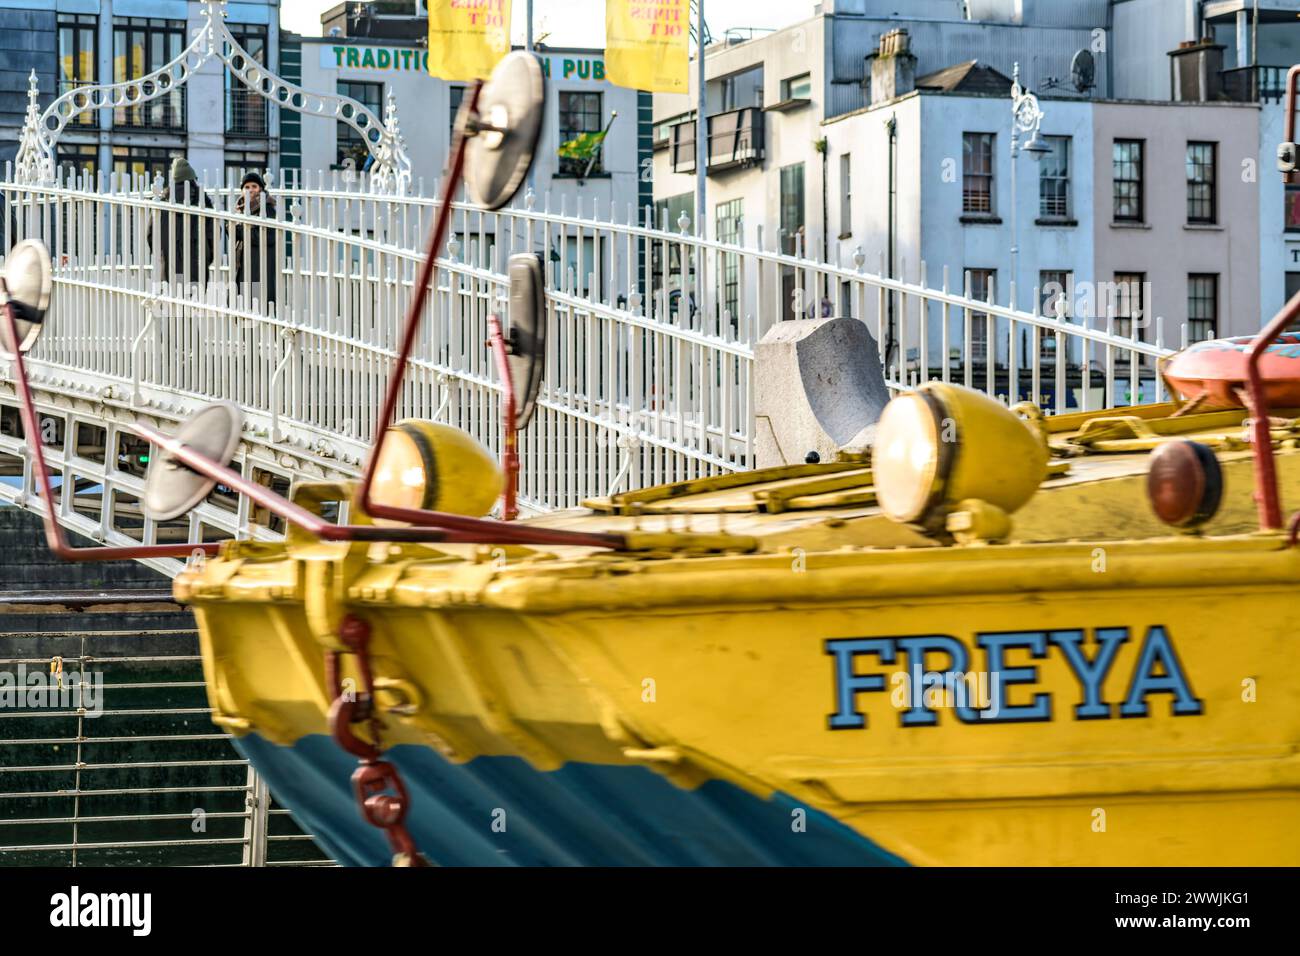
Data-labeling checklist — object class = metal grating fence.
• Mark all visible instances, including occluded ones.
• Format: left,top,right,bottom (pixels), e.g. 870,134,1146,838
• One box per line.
0,591,330,867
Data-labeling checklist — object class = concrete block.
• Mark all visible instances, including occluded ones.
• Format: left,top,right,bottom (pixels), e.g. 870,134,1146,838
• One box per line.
754,316,892,468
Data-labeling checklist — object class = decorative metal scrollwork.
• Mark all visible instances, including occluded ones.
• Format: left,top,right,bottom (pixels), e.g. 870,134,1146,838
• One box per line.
15,0,410,193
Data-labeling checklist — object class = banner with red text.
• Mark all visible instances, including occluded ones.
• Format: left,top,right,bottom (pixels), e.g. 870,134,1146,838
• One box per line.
605,0,691,93
427,0,512,81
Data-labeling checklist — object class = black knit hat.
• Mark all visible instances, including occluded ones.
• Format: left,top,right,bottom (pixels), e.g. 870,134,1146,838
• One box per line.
240,170,266,190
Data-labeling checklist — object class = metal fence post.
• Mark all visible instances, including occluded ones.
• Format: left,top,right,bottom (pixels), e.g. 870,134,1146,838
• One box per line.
242,765,270,867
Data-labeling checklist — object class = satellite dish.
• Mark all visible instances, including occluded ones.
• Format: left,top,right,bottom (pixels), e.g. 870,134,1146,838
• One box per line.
0,239,52,354
1071,49,1096,94
143,402,243,521
465,52,546,211
506,253,546,429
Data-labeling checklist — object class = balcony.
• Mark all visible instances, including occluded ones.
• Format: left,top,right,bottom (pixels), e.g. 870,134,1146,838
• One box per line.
1220,64,1288,103
227,90,269,138
670,107,764,175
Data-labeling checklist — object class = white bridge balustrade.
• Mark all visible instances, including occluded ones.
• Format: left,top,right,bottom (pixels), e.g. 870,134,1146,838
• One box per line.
0,166,1180,573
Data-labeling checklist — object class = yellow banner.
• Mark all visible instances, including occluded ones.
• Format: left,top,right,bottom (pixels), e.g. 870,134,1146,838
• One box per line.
426,0,512,81
605,0,690,93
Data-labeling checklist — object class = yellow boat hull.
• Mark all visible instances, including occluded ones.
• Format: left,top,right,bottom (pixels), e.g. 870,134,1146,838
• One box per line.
185,534,1300,866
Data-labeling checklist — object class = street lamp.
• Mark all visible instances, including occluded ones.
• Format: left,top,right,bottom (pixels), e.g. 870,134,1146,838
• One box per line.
1009,63,1049,307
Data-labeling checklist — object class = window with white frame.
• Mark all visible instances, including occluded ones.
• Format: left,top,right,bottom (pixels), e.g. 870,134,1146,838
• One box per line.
1112,272,1146,342
963,133,995,215
967,268,996,361
1039,136,1071,219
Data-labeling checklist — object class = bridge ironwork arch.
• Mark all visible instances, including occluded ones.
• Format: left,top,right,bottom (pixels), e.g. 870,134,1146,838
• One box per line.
14,0,411,193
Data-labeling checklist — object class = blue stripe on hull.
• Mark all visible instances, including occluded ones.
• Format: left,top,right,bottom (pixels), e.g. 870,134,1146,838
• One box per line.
235,734,909,866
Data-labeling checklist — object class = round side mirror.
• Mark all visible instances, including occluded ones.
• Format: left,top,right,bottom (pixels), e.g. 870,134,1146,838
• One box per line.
143,402,244,521
0,240,52,353
506,252,546,429
465,51,546,211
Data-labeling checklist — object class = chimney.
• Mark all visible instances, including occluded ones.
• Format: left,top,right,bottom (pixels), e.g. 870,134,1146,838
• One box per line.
869,29,917,106
1169,36,1225,102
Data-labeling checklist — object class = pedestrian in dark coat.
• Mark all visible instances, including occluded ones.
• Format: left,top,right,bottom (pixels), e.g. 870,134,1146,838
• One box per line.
232,171,278,310
146,157,218,287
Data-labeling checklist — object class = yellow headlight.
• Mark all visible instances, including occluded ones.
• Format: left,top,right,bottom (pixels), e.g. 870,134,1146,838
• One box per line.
874,383,1048,528
873,390,949,523
369,421,503,519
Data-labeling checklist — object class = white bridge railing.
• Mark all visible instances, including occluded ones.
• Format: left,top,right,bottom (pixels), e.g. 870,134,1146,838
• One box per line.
1,166,1179,517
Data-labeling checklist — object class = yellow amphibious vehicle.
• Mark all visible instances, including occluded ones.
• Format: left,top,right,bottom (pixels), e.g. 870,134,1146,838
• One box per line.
5,52,1299,867
168,388,1300,867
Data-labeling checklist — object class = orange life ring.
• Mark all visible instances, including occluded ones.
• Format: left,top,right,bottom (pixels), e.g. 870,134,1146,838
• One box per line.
1163,333,1300,409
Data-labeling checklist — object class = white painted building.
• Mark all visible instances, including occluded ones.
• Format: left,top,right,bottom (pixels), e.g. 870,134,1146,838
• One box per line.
823,82,1097,384
295,36,646,216
651,0,1271,407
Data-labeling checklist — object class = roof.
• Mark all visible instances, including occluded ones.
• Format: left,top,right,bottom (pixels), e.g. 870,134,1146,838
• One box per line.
915,60,1014,95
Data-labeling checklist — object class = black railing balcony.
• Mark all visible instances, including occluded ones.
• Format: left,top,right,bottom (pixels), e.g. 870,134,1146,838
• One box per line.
227,92,268,137
670,107,764,174
1221,65,1287,104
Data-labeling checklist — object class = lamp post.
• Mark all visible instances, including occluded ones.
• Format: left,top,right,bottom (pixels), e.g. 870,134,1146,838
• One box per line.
695,0,707,239
1009,63,1050,304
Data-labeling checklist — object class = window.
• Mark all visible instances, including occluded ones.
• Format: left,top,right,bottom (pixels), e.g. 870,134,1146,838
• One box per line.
779,163,805,254
780,163,806,320
780,73,812,101
651,192,694,302
716,199,743,323
336,80,383,169
57,144,98,184
111,145,174,186
717,67,762,111
963,133,995,215
58,14,97,127
652,192,693,232
1286,186,1300,232
839,153,852,237
1039,136,1071,219
720,75,738,111
225,149,269,184
1187,274,1218,342
967,269,996,362
226,24,268,136
1039,271,1072,319
557,91,604,176
1039,270,1072,360
1113,139,1144,222
112,17,187,130
1186,142,1216,224
1112,273,1146,341
449,85,465,136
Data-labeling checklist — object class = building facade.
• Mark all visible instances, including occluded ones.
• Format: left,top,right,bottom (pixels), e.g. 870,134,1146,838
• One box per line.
651,0,1268,404
651,0,1110,240
293,35,646,219
0,0,282,184
1112,0,1300,321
